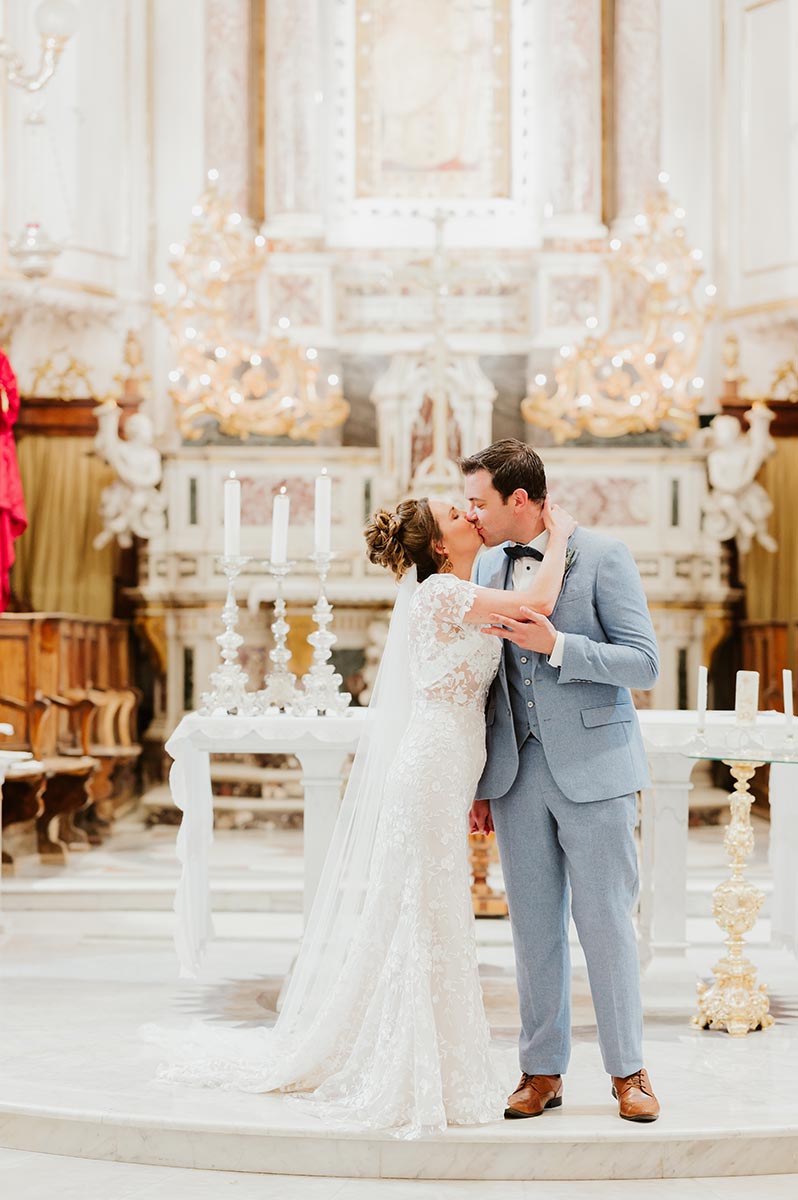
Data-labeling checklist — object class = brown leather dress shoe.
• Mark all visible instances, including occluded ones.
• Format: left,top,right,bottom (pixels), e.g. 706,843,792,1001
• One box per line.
505,1073,563,1119
611,1068,660,1122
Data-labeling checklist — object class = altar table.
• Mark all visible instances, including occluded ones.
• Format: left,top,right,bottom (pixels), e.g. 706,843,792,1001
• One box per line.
167,708,795,998
165,710,367,977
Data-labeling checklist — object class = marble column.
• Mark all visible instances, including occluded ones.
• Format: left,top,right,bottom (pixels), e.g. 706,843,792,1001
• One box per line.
614,0,662,227
204,0,252,214
544,0,604,239
266,0,323,231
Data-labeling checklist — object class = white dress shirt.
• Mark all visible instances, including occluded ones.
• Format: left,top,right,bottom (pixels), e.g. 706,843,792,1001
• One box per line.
509,529,566,667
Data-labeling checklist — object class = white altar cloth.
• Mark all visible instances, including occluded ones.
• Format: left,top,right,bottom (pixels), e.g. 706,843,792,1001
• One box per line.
165,710,368,977
770,762,798,956
0,742,35,936
165,707,797,988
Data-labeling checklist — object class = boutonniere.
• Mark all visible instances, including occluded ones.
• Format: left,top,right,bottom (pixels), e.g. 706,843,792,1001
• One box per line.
564,547,577,577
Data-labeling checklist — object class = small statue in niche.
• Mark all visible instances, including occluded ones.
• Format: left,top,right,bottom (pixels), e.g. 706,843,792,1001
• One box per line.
93,401,167,550
700,403,777,554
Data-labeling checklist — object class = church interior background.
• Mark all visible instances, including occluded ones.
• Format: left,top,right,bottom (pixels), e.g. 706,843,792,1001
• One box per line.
2,0,798,1195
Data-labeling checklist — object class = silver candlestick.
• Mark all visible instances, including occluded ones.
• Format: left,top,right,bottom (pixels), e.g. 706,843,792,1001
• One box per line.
253,561,300,713
295,552,351,716
200,555,253,716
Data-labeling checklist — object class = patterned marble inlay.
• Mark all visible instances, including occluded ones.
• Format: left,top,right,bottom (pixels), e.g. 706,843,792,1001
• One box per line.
547,274,602,327
269,273,324,328
239,476,343,526
615,0,662,220
547,475,651,526
547,0,601,219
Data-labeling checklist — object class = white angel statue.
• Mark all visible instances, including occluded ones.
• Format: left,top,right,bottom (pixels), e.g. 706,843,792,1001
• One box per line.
93,402,166,550
700,403,777,554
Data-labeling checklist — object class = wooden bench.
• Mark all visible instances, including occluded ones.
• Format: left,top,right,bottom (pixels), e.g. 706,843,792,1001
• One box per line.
54,686,143,840
0,693,97,864
0,613,138,862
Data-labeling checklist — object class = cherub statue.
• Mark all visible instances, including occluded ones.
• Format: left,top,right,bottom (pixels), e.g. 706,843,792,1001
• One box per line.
700,403,777,554
93,402,166,549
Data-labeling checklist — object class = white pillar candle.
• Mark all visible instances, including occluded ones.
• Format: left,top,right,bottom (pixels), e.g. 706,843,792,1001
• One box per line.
784,669,794,725
223,471,240,557
734,670,760,726
271,487,290,565
696,664,708,729
314,468,331,556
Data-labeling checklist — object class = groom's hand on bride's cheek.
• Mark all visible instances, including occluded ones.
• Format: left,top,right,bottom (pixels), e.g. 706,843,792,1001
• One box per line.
484,608,557,655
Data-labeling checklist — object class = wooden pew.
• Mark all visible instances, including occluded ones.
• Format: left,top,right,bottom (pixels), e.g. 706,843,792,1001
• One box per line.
0,614,137,865
0,692,97,864
55,686,143,840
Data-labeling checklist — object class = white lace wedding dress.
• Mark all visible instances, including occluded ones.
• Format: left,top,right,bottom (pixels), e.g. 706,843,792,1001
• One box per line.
147,573,505,1138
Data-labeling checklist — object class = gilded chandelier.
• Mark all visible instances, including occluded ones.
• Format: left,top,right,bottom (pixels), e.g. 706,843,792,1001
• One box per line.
523,183,716,443
155,172,349,442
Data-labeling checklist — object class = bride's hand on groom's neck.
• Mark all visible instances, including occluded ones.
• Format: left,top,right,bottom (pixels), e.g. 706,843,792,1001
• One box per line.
543,497,577,541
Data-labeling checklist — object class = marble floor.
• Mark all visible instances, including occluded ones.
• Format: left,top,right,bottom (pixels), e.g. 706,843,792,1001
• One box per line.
1,814,797,1194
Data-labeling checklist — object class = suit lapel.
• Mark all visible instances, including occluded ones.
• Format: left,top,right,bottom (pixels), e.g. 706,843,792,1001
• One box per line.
490,547,513,704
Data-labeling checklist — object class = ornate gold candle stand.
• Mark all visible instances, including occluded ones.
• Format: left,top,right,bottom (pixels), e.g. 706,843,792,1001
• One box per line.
692,759,773,1036
685,733,795,1036
469,832,508,918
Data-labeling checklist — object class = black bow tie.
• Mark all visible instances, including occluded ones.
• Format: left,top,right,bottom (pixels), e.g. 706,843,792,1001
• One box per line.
504,544,544,562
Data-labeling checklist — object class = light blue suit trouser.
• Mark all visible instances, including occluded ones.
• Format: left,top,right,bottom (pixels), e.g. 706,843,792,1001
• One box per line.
491,735,644,1079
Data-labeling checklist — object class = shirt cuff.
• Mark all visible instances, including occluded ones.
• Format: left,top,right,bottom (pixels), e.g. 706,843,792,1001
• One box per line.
548,631,565,668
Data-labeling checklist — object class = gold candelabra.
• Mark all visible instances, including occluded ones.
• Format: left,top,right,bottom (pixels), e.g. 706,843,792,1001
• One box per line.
692,760,774,1037
523,185,716,443
154,172,349,442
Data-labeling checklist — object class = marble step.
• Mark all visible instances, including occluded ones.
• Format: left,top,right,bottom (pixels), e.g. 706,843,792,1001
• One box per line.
0,877,302,913
2,1098,795,1181
2,873,773,921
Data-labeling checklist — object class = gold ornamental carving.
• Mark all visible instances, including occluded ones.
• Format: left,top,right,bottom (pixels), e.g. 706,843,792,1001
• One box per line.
692,761,774,1037
524,185,715,443
28,351,102,401
154,174,349,443
469,831,507,918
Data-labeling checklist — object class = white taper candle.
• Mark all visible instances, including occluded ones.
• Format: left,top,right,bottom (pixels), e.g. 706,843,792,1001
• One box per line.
223,471,240,557
697,664,708,729
784,669,794,725
314,468,331,556
734,670,759,726
271,487,290,565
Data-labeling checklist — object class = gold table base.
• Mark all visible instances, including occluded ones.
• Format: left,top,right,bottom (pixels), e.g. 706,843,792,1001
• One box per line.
691,760,775,1037
469,831,508,918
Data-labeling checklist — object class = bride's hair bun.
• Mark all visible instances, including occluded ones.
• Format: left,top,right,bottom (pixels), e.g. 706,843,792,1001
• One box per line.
364,498,447,582
364,508,411,579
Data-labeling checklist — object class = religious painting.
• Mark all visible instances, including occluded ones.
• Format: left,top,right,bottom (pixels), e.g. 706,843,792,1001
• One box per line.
355,0,512,200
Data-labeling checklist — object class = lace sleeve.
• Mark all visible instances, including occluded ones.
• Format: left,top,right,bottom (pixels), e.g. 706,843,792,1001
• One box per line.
414,574,477,640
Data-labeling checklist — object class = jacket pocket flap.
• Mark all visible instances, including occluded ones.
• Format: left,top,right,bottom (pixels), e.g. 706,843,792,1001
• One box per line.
581,703,633,728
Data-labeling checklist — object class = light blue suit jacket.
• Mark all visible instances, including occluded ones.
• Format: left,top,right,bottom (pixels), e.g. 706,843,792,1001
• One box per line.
474,527,659,804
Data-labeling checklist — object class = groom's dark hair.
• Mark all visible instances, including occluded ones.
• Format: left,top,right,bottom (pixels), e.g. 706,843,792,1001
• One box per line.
460,439,547,504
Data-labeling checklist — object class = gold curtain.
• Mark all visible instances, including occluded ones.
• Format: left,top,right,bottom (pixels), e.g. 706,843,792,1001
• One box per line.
742,440,798,621
11,437,117,619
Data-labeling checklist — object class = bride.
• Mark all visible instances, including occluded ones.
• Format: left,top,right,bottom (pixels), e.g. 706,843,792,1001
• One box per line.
147,495,576,1138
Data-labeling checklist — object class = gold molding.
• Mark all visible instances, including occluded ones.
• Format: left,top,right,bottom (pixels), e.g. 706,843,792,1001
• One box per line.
0,270,117,300
249,0,266,224
723,297,798,319
601,0,616,228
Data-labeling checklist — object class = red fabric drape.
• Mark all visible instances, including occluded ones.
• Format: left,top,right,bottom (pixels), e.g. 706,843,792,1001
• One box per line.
0,350,27,613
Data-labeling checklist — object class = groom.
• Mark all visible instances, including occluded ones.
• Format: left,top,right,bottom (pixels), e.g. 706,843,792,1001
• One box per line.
463,439,661,1123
